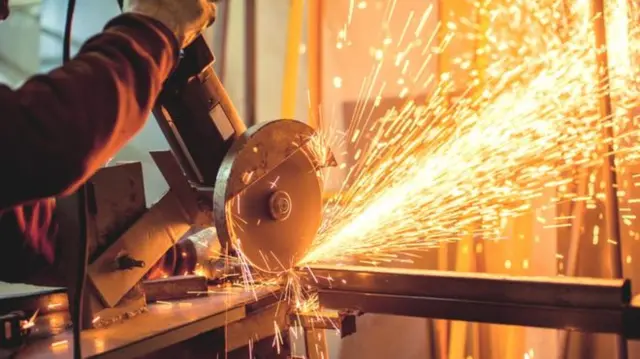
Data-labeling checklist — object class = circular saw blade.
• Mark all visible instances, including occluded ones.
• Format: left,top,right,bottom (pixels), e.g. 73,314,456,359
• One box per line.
213,120,323,273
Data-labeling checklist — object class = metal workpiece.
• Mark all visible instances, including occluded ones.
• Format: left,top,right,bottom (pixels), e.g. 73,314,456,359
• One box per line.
300,264,632,308
143,275,208,303
298,265,640,338
316,289,640,338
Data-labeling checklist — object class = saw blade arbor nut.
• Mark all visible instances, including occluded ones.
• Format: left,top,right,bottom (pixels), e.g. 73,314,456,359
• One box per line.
269,190,292,221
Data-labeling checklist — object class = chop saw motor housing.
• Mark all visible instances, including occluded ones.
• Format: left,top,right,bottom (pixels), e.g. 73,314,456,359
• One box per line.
153,36,246,186
153,36,328,271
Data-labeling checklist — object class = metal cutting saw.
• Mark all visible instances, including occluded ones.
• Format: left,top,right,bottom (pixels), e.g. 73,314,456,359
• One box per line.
153,35,333,273
65,30,334,333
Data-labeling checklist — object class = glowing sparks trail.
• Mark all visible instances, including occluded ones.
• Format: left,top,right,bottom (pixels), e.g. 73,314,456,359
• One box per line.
217,1,640,352
228,0,640,320
300,0,640,265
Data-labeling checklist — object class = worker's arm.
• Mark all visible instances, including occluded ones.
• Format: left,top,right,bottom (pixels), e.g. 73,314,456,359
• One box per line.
0,0,216,286
0,13,178,209
0,13,179,285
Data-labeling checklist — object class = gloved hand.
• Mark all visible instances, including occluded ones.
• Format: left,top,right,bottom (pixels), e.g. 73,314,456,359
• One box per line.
125,0,217,48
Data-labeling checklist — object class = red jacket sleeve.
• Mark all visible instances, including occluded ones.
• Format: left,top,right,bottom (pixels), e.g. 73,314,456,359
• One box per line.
0,13,178,285
0,13,178,210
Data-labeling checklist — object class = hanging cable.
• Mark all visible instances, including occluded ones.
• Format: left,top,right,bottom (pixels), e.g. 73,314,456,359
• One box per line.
62,1,87,358
63,0,76,64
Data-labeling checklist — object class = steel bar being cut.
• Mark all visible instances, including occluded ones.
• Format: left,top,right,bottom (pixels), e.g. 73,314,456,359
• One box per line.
299,265,640,338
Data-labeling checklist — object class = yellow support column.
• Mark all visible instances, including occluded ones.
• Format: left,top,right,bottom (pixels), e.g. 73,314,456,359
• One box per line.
448,235,475,359
438,0,481,356
281,0,305,119
307,0,322,129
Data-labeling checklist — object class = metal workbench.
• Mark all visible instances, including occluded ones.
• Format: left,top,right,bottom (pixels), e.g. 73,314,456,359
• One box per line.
11,286,285,359
10,264,640,358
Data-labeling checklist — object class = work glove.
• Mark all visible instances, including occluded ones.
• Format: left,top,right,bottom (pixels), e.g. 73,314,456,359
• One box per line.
126,0,217,49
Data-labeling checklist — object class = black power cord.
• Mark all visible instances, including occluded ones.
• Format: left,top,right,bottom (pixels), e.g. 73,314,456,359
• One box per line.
70,190,88,359
62,2,129,357
62,1,87,359
63,0,76,65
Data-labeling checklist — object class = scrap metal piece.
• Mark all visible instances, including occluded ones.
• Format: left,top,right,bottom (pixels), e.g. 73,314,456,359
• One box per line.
213,120,324,273
143,275,208,302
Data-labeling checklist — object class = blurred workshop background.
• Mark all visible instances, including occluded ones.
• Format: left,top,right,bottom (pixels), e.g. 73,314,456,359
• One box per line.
1,0,639,358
